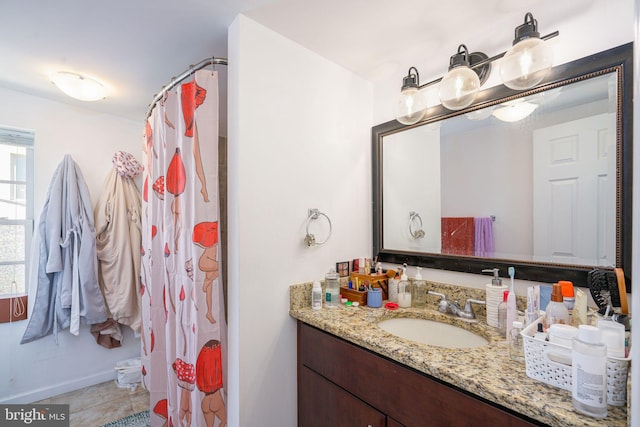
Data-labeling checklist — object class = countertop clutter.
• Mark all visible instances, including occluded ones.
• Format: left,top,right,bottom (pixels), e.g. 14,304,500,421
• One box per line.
289,281,629,427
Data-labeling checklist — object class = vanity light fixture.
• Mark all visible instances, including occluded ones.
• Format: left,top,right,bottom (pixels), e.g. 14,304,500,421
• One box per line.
51,71,108,101
394,12,557,125
439,45,488,111
395,67,427,125
499,13,554,90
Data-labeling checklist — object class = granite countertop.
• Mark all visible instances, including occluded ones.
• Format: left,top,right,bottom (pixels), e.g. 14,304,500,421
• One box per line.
289,281,628,427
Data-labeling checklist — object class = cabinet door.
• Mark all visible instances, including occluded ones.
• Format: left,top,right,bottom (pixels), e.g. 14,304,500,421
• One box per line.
299,322,538,427
387,417,405,427
299,365,386,427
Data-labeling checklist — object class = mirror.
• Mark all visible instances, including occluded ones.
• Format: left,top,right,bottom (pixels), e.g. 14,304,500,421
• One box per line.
372,43,633,290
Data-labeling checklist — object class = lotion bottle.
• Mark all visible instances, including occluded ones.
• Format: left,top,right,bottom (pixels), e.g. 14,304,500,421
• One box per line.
497,290,509,335
544,283,570,330
388,269,400,303
572,325,607,419
398,269,412,308
311,281,322,310
506,267,517,343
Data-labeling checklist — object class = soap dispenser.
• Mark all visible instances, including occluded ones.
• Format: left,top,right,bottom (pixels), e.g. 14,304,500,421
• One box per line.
412,267,427,307
483,268,507,328
388,267,400,303
398,266,412,308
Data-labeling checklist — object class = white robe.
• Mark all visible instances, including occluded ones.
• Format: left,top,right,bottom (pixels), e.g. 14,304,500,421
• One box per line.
21,155,108,344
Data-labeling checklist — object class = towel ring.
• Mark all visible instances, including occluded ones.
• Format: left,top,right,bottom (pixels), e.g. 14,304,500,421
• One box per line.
408,211,426,239
304,208,332,247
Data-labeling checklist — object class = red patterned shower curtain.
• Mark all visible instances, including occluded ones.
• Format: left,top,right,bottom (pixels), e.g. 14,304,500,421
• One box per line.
141,69,227,427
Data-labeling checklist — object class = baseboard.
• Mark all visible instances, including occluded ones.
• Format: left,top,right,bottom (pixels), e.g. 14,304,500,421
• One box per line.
0,369,117,404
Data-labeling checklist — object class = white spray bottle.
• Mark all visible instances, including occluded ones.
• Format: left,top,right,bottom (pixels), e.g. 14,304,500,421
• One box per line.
506,267,517,343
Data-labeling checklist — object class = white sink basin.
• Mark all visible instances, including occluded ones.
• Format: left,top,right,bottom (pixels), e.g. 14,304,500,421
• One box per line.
377,317,489,348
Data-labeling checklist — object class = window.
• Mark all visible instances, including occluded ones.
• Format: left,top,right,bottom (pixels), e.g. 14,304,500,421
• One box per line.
0,127,34,303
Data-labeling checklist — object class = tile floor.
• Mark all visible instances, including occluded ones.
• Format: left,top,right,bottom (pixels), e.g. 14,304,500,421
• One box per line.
33,380,149,426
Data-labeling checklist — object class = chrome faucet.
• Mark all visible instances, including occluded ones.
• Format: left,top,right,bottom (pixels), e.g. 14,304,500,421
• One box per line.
427,291,486,319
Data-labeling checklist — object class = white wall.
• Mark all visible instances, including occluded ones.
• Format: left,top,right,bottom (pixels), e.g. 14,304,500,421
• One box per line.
228,15,372,427
0,87,142,403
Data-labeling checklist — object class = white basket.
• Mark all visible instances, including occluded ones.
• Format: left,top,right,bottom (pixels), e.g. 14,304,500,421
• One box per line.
521,317,630,406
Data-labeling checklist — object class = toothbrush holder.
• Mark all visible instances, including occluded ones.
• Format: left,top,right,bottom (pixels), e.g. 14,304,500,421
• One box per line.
367,288,383,308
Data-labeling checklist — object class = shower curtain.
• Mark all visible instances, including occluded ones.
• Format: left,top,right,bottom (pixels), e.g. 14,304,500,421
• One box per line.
141,69,227,427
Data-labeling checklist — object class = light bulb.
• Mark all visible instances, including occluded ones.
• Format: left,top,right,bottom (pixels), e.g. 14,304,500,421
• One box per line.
395,87,426,125
499,14,553,90
439,66,480,110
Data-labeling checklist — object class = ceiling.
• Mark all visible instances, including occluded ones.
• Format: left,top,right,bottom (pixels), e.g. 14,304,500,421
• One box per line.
0,0,596,131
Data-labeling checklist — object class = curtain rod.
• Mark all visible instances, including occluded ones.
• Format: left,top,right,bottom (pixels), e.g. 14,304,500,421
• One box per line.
145,56,228,120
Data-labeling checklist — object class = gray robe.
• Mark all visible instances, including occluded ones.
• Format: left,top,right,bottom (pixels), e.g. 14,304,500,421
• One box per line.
21,155,108,344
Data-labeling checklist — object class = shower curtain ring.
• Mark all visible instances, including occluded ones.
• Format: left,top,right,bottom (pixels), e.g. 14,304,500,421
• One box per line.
408,211,426,239
304,208,332,247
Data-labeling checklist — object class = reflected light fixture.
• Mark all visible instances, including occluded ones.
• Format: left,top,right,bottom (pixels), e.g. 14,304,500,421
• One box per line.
492,100,538,122
500,13,553,90
51,71,108,101
394,12,557,125
395,67,427,125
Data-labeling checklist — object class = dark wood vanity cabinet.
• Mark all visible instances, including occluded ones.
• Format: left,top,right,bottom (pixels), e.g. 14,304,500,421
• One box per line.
298,321,539,427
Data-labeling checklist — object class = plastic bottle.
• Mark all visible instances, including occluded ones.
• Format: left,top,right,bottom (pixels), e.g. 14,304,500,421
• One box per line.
572,325,607,419
544,283,570,330
412,266,427,307
497,290,509,336
509,321,525,362
311,281,322,310
560,280,575,315
324,268,340,308
388,270,399,303
506,267,517,344
397,269,412,308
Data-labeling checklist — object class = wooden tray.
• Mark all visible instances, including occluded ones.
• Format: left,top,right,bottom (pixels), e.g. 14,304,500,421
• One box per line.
349,272,388,300
340,286,368,306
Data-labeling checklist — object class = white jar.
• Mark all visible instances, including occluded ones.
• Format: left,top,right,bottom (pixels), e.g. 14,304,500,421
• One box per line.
548,324,578,347
572,325,607,419
311,281,322,310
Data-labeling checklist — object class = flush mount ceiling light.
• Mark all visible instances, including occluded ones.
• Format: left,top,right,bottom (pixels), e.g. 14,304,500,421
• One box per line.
394,12,557,125
51,71,108,101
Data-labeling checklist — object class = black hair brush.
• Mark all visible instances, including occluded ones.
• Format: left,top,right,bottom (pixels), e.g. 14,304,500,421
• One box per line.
587,268,628,315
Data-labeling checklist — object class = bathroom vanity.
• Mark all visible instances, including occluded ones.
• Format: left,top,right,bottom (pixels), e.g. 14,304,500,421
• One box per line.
290,282,628,427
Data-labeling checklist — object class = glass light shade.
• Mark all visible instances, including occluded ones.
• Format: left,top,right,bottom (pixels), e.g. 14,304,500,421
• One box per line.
465,106,495,121
492,101,538,122
499,38,553,90
439,66,480,110
395,87,426,125
51,71,107,101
